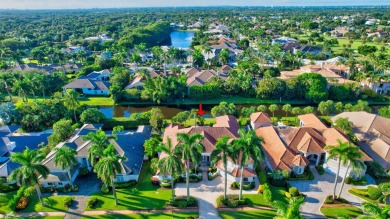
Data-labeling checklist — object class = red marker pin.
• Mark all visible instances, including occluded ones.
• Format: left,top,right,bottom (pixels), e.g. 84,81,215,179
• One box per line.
197,103,205,115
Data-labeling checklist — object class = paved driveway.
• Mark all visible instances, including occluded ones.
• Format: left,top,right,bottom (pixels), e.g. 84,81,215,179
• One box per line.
289,166,376,218
175,170,260,219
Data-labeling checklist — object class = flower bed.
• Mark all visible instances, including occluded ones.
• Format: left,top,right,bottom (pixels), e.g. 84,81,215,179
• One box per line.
217,194,247,208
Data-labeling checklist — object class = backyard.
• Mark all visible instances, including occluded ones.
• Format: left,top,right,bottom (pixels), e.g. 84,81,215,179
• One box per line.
85,161,171,211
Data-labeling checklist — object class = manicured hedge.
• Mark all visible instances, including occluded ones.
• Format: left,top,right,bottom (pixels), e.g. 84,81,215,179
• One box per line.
101,118,149,130
114,180,137,189
171,196,197,208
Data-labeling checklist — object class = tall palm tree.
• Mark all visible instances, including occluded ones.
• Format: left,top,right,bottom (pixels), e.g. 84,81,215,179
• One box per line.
210,136,235,200
233,129,263,200
175,133,204,201
8,148,49,206
130,53,141,71
324,140,352,200
94,144,126,205
337,144,364,198
282,104,292,117
358,202,390,219
158,137,182,201
272,197,305,219
83,129,117,167
63,89,80,122
53,146,77,189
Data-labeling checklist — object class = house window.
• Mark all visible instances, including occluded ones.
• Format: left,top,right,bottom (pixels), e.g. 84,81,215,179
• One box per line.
58,182,63,186
47,182,53,186
243,177,249,182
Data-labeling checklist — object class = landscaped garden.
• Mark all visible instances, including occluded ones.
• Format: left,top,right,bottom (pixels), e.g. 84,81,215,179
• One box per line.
85,161,171,211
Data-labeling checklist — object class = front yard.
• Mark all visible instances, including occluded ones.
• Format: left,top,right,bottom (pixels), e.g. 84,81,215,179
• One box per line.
0,191,73,213
85,161,171,211
320,206,363,218
219,210,277,219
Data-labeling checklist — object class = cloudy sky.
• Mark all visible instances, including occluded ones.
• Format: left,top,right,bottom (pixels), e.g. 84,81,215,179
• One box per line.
0,0,389,9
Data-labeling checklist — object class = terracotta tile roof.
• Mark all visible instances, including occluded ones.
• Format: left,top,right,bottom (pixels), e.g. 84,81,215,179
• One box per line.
282,127,326,154
298,114,328,130
186,70,219,87
296,132,325,153
220,65,233,71
162,116,239,153
256,126,307,171
250,112,272,125
230,167,257,177
186,67,201,78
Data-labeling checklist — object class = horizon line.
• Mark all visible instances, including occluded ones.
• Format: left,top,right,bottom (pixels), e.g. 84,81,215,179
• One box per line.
1,5,390,10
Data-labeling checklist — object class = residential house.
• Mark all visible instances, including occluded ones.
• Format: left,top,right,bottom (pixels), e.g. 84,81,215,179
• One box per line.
85,34,114,43
219,65,233,75
331,27,349,38
206,42,243,62
272,37,297,45
332,112,390,170
250,112,273,130
255,113,371,178
125,70,167,90
279,63,355,84
293,45,324,55
0,125,50,180
186,68,227,87
360,77,390,95
62,69,111,95
158,115,258,183
62,46,89,55
39,124,151,188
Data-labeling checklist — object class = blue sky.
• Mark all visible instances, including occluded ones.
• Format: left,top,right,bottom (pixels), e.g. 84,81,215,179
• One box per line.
1,0,389,9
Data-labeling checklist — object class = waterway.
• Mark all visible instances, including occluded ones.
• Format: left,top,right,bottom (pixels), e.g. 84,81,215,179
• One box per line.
170,31,195,49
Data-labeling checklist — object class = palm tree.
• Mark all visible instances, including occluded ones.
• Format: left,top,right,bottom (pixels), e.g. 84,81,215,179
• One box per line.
334,117,353,136
272,197,305,219
358,202,390,219
83,129,117,167
130,53,141,71
282,104,292,117
234,129,263,200
337,145,364,198
63,89,80,122
8,148,49,206
53,146,77,189
269,104,279,121
175,133,204,201
324,140,352,200
203,46,212,69
219,48,230,65
158,137,182,201
210,136,235,200
94,144,126,205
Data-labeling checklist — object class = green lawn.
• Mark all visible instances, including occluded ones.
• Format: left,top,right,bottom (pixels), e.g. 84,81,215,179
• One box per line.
82,212,198,219
79,97,114,106
219,210,277,219
320,206,363,218
0,191,72,213
244,185,288,207
85,161,171,211
20,217,64,219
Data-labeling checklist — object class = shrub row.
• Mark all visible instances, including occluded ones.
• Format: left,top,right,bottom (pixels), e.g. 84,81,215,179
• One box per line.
315,165,325,175
41,184,79,193
230,181,255,190
367,186,382,200
114,180,137,189
101,118,149,130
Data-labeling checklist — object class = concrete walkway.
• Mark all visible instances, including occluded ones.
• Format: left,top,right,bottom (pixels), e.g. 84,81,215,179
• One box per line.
290,166,376,218
175,169,260,219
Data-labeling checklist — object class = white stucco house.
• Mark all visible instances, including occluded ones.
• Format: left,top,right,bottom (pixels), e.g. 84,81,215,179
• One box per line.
39,124,151,188
62,69,111,95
